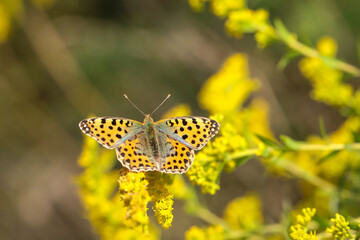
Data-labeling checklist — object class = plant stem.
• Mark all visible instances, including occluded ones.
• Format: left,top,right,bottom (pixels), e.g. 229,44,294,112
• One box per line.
196,206,229,229
274,21,360,77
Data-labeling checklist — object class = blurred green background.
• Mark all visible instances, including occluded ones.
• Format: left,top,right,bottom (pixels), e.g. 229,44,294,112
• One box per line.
1,0,360,239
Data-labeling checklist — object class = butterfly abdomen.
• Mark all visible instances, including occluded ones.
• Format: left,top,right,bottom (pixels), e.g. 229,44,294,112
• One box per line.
144,122,160,160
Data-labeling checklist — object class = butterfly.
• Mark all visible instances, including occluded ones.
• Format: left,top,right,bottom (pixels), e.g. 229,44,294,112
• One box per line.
79,94,220,174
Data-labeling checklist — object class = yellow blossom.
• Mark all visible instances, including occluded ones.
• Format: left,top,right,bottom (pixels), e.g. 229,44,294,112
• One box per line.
225,9,270,38
168,175,190,199
188,0,208,12
299,37,356,110
185,225,225,240
223,194,263,230
289,208,318,240
317,36,338,57
118,169,150,232
326,213,351,239
198,53,259,114
255,25,277,48
162,104,191,119
146,172,174,229
211,0,245,17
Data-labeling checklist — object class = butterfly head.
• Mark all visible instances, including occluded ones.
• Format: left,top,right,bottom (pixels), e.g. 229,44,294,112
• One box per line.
143,114,155,124
123,94,171,118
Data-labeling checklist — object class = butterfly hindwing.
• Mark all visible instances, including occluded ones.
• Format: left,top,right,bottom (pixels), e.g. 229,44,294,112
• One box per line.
155,117,220,150
116,134,158,172
160,137,195,174
79,117,143,149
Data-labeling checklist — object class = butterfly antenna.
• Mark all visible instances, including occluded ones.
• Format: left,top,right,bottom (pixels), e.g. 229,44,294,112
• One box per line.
151,94,171,115
123,94,146,116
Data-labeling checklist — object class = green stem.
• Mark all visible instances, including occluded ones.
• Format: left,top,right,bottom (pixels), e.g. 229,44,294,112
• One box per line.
273,20,360,77
196,206,229,229
274,157,336,192
226,224,284,239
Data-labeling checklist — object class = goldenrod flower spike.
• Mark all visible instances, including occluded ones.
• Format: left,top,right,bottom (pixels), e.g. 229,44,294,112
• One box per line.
146,172,174,229
289,208,318,240
223,194,263,230
326,213,352,239
118,169,151,232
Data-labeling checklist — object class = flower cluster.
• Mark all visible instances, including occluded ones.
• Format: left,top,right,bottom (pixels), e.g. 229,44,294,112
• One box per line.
198,53,259,114
289,208,318,240
223,194,263,230
118,169,151,232
145,172,174,229
326,213,351,239
189,0,276,48
185,225,225,240
117,169,175,231
299,37,355,110
162,104,191,119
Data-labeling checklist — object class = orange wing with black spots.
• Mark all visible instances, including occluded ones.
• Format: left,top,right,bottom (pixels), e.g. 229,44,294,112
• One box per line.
156,117,220,150
79,117,143,149
116,135,158,172
160,137,195,174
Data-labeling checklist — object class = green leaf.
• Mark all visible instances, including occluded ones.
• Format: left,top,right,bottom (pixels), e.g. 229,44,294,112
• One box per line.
233,155,252,167
280,135,303,150
352,131,360,143
318,150,340,164
277,50,300,70
318,116,330,143
256,134,281,149
274,19,290,39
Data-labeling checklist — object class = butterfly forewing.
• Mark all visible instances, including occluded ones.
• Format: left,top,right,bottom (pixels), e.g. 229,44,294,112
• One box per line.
116,134,158,172
155,117,220,150
160,137,195,174
79,117,143,149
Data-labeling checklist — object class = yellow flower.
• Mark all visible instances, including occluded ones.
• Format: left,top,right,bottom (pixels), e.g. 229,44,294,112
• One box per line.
238,98,274,140
198,53,259,114
118,169,150,232
211,0,245,17
225,8,270,38
255,25,277,48
168,175,190,199
299,37,356,110
223,194,263,230
317,36,338,57
146,172,174,229
188,0,209,12
162,104,191,119
289,208,318,240
326,213,351,239
185,225,225,240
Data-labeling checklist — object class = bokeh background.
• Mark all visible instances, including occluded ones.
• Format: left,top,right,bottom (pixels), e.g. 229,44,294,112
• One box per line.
1,0,360,239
